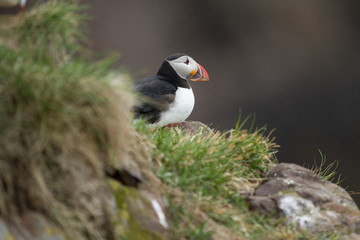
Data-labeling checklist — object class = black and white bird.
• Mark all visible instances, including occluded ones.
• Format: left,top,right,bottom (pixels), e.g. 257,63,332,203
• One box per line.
134,53,209,127
0,0,26,12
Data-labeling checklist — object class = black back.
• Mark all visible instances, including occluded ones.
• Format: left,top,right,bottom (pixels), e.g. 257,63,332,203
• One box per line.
134,76,177,123
134,53,190,123
134,55,191,123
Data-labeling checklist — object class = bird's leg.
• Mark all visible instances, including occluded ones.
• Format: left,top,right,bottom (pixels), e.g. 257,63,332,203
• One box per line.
165,123,179,127
19,0,26,13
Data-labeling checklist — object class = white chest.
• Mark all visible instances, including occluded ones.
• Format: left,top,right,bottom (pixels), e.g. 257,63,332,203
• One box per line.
157,87,195,126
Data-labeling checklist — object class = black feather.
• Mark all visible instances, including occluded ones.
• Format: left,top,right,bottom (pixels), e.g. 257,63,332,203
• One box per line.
134,55,191,123
134,77,177,123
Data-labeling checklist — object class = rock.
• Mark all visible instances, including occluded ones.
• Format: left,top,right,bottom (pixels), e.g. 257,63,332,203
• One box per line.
0,212,67,240
342,233,360,240
170,121,214,135
248,196,277,213
105,166,143,187
247,163,360,235
130,190,169,234
109,180,168,240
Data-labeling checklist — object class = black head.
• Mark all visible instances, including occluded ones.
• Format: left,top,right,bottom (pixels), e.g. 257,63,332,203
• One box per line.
157,53,209,88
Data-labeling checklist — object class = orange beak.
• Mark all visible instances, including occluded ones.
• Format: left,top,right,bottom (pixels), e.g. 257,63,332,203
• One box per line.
190,63,209,82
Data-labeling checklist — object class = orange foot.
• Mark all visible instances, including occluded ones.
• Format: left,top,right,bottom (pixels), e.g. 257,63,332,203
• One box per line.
166,123,179,127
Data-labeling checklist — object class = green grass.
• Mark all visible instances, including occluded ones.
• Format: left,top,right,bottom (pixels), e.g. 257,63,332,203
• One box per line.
134,118,347,240
167,196,213,240
309,149,342,185
134,117,281,239
136,115,276,203
0,1,349,239
0,2,134,239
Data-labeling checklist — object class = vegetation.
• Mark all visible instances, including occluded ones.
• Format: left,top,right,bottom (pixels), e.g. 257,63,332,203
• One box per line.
135,119,345,239
0,1,352,240
136,115,276,205
309,149,342,185
0,1,135,239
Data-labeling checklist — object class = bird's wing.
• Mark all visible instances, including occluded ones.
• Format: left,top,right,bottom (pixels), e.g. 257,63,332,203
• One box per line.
134,77,177,123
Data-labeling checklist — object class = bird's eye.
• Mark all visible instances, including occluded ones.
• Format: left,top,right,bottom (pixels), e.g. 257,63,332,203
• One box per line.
185,58,189,65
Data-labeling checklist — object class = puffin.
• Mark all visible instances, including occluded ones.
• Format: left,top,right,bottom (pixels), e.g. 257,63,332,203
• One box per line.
134,53,209,126
0,0,26,12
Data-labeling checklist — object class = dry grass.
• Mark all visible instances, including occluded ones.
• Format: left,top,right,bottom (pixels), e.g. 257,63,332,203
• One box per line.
0,2,347,239
0,1,140,239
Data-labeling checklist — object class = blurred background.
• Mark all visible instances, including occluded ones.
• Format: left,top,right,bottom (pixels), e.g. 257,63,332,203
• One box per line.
4,0,360,204
83,0,360,205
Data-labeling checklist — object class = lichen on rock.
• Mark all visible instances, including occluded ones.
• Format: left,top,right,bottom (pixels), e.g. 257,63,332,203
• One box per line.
110,180,168,240
248,163,360,236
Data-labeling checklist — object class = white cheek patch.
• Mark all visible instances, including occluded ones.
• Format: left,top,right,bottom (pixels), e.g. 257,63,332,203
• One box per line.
168,61,189,79
169,62,186,79
168,57,197,80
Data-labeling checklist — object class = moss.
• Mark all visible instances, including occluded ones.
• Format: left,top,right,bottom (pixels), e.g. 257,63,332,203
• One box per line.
109,180,163,240
6,234,15,240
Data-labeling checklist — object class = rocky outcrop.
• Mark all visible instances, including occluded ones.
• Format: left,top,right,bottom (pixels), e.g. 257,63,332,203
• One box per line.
1,113,360,239
247,163,360,237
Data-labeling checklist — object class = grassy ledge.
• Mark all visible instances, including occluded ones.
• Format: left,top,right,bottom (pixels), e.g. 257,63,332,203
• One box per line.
135,118,281,239
135,119,346,240
0,1,351,239
137,117,276,202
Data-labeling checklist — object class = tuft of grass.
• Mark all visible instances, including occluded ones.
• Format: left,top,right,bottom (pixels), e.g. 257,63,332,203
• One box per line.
310,149,342,185
167,196,213,240
1,0,89,65
135,118,348,239
0,1,136,240
137,115,277,204
135,116,281,239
